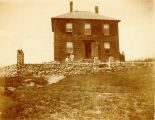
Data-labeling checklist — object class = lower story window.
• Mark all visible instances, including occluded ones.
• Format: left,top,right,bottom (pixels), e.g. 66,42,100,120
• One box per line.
104,42,110,54
105,49,110,54
66,42,73,54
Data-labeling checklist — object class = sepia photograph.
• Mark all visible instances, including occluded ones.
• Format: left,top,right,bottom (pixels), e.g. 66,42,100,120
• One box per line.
0,0,155,119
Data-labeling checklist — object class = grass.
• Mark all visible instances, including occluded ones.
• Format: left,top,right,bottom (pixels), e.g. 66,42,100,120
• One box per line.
0,65,154,120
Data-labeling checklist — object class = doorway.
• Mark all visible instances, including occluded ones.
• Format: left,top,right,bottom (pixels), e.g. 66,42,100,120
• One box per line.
91,42,98,58
85,42,91,58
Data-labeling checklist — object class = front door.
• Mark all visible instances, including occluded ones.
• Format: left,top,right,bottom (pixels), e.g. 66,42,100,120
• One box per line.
91,42,98,58
85,42,91,58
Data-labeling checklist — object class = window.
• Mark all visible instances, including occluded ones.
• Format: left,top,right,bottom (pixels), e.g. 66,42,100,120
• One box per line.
104,42,110,54
66,42,73,53
66,23,73,32
84,23,91,35
103,24,109,36
104,42,110,49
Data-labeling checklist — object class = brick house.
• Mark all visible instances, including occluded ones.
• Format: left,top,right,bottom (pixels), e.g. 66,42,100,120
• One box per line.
51,1,121,62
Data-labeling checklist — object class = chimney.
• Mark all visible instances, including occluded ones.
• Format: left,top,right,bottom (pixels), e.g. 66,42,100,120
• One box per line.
95,6,99,14
70,1,73,12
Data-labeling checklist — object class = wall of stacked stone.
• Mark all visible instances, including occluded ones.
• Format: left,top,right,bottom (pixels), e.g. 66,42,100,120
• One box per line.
0,65,17,77
19,63,94,76
0,62,154,77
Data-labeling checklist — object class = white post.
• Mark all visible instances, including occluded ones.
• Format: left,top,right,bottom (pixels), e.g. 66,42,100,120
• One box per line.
108,56,111,69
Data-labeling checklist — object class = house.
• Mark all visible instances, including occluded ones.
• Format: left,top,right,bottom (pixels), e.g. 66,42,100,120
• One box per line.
51,1,121,62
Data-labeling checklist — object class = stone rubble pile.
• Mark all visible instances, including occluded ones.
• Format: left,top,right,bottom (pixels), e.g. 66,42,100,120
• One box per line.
0,65,17,77
0,62,154,77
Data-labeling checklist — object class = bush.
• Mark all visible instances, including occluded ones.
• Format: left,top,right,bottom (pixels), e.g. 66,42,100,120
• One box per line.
5,76,22,87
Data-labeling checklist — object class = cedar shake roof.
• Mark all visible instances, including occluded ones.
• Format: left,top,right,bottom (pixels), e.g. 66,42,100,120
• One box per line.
52,11,120,21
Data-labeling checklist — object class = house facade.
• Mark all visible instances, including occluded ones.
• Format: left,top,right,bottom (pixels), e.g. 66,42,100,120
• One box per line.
51,1,121,62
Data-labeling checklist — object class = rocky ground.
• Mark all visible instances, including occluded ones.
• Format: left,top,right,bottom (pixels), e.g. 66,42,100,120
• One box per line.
0,62,154,120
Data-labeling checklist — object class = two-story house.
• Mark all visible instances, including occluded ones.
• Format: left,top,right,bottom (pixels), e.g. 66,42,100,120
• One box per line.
51,1,121,62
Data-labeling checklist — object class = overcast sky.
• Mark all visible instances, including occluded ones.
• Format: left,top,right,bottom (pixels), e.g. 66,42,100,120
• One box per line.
0,0,154,66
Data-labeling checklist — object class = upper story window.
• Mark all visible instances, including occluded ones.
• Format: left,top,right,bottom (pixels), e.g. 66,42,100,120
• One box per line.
66,23,73,32
84,23,91,35
104,42,110,54
66,42,73,54
103,24,109,36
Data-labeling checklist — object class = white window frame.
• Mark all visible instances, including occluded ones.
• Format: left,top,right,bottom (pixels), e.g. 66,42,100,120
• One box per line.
104,42,110,49
84,23,91,35
103,24,109,36
66,23,73,32
66,42,73,54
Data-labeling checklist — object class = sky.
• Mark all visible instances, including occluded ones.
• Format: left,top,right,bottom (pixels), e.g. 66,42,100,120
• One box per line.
0,0,155,66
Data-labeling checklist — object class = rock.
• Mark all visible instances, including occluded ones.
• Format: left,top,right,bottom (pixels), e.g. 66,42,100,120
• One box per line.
24,79,32,82
7,87,16,91
27,82,35,87
47,75,66,84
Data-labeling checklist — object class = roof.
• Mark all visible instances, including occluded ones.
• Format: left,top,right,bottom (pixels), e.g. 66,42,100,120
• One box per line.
52,11,120,21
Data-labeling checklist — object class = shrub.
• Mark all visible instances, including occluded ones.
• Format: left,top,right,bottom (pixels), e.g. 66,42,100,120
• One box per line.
5,76,22,87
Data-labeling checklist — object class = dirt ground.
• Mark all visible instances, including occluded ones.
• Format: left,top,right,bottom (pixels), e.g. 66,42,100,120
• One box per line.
0,65,154,120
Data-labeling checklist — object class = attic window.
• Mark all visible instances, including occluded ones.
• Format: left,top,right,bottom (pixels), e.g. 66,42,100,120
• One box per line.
103,24,109,36
84,23,91,35
66,23,73,32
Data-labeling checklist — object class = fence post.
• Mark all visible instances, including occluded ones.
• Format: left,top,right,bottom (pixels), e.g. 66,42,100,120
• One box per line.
108,56,111,69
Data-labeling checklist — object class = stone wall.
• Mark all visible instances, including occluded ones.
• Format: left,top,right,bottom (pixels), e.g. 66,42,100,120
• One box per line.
0,65,17,77
0,62,154,77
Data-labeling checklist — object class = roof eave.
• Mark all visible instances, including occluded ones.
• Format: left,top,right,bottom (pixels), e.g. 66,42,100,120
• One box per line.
51,17,120,22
